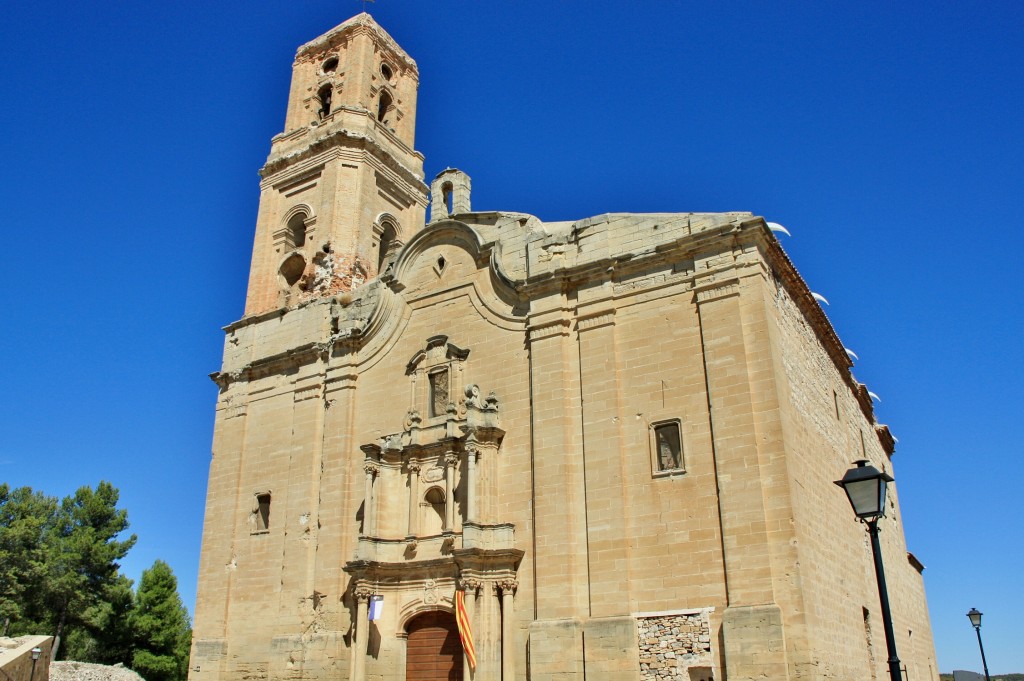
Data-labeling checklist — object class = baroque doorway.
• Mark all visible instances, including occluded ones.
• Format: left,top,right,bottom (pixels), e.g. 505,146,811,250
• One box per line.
406,610,463,681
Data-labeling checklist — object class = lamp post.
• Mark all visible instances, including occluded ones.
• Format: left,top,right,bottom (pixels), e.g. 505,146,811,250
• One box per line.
835,460,902,681
966,608,991,681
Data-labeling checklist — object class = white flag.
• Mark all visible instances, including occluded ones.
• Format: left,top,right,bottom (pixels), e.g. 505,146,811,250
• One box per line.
368,595,384,621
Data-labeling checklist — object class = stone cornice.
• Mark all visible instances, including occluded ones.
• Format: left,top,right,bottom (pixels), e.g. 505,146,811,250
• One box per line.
517,218,748,299
693,278,740,304
875,424,896,456
260,122,427,200
452,546,525,572
754,221,877,418
576,311,615,331
343,556,457,580
211,341,329,390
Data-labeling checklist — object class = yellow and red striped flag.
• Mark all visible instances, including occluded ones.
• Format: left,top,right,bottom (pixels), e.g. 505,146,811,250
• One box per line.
455,589,477,670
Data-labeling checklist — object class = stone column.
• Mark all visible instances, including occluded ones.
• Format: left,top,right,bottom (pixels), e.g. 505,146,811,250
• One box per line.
444,452,457,530
498,579,518,681
461,579,481,681
407,463,420,537
362,463,378,537
465,446,478,523
352,586,372,681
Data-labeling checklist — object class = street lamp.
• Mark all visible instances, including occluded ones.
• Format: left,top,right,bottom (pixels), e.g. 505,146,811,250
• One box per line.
966,608,991,681
30,647,41,681
835,460,901,681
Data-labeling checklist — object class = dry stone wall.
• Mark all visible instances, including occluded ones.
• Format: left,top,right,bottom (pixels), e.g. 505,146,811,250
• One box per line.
637,610,714,680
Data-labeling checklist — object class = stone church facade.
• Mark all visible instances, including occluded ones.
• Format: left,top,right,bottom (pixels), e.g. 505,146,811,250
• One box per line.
190,13,939,681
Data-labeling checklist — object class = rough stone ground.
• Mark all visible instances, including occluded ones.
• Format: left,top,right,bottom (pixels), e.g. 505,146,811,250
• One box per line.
50,661,146,681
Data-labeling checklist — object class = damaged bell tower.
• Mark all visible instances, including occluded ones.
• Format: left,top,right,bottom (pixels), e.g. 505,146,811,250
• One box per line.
242,13,428,315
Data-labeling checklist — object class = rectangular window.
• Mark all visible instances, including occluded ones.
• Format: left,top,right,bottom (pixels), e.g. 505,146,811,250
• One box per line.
255,493,271,532
429,368,449,417
651,420,684,473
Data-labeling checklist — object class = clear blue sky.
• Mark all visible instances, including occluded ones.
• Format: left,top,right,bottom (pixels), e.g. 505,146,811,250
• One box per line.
1,1,1021,675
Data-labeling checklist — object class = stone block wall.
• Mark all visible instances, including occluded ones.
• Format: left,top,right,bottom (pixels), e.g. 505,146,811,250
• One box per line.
0,635,52,681
637,610,714,680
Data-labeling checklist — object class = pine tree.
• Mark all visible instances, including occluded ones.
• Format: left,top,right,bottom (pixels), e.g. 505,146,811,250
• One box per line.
44,482,137,657
0,482,137,658
130,560,192,681
65,574,136,665
0,484,57,635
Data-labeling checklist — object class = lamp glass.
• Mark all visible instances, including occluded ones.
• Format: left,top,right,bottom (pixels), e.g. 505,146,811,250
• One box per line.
31,648,41,660
967,608,982,628
845,477,886,519
835,460,892,520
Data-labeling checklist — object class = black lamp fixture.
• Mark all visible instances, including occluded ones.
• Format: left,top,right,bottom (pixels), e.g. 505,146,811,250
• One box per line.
30,648,41,661
835,459,893,520
966,608,990,681
835,460,901,681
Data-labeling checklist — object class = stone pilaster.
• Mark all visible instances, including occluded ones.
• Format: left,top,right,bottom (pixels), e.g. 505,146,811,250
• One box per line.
695,278,789,679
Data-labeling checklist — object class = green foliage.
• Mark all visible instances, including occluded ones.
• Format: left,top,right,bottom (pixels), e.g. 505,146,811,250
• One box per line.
0,481,136,657
0,483,58,634
130,560,192,681
66,574,137,665
1,482,192,678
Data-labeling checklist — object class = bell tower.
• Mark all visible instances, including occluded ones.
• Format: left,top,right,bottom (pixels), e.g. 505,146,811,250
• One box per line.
243,13,428,316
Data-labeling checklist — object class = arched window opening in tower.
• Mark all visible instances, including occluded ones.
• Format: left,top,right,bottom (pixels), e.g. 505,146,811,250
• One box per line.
377,89,392,123
286,212,307,249
377,221,398,273
322,56,338,74
442,182,453,216
317,84,333,120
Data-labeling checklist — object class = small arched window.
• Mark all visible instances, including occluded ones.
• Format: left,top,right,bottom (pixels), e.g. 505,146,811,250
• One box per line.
377,221,398,273
377,90,393,123
441,182,454,216
317,84,333,120
286,213,307,249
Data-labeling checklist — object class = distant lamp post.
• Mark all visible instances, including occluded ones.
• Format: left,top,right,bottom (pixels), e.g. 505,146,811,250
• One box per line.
835,460,901,681
966,608,991,681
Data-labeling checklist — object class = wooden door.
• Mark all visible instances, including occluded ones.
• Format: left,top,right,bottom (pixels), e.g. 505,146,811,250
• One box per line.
406,611,463,681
